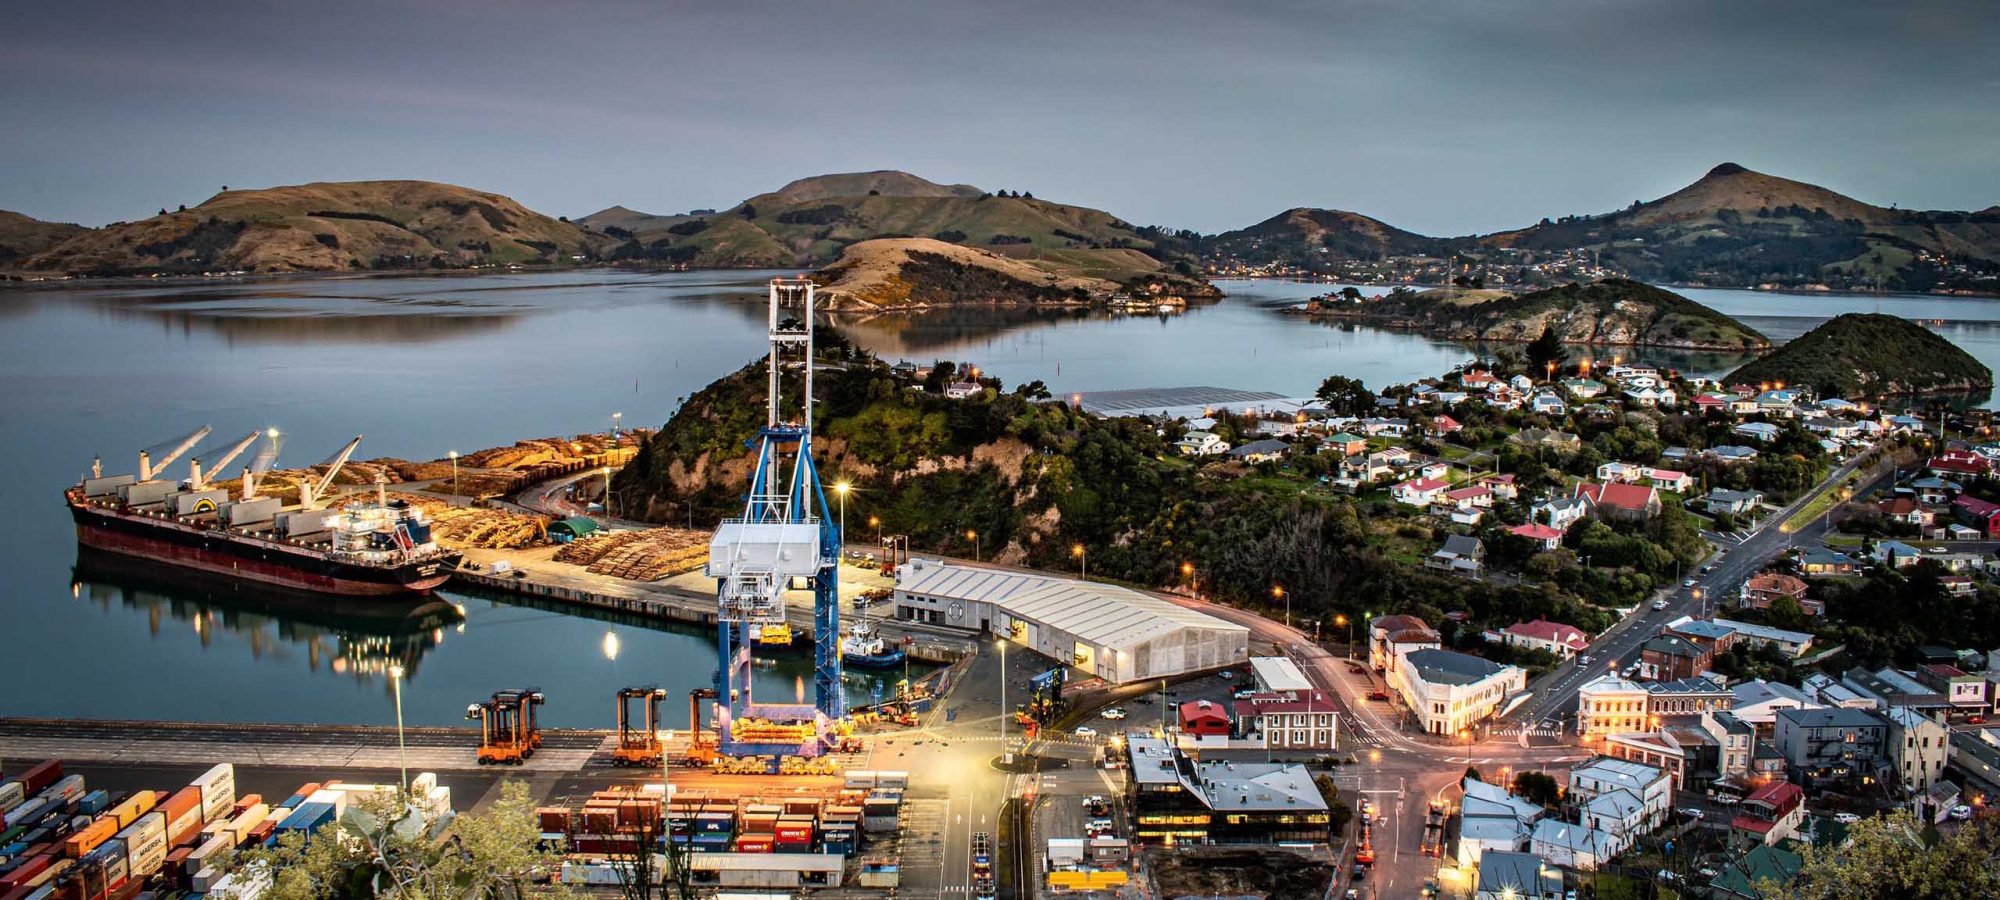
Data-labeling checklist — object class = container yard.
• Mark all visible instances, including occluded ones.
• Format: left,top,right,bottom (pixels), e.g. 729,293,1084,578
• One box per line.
0,759,452,900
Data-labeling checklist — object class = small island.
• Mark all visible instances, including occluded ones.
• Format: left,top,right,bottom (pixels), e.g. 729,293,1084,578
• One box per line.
1301,278,1770,351
1726,312,1993,398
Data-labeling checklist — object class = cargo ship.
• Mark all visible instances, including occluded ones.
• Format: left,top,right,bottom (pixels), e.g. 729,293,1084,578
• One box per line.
67,428,460,597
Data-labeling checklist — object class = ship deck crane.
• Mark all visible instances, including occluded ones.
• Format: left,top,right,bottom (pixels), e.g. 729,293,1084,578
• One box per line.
299,435,364,509
241,428,283,501
189,431,260,491
139,426,212,482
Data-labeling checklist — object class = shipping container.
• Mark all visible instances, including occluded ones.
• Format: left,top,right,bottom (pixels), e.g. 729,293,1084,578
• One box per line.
60,820,115,859
39,781,83,810
161,850,190,893
190,767,234,826
105,794,156,831
219,806,267,847
72,797,106,821
157,790,202,848
89,840,128,893
0,786,23,816
114,813,166,881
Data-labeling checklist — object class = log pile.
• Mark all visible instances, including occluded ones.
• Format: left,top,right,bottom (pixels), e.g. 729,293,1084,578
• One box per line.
389,493,549,550
552,527,709,581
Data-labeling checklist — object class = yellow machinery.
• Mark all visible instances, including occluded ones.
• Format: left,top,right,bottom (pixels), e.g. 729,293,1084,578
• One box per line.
613,687,668,767
466,689,545,766
754,623,794,646
682,687,719,766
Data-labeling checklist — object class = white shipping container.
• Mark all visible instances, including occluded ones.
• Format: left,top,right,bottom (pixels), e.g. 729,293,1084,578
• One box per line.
304,788,348,816
224,803,270,845
44,775,86,805
117,811,169,880
192,864,223,894
193,763,236,823
188,833,232,871
210,861,272,900
0,781,23,813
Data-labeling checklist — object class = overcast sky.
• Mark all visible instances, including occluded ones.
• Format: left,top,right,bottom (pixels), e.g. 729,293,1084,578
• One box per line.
3,0,1994,234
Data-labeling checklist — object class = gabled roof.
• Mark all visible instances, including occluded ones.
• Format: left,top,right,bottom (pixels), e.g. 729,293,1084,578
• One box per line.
1405,648,1513,686
1504,619,1587,650
1395,476,1451,493
1532,818,1613,856
1509,522,1563,541
1576,481,1657,511
1642,633,1705,659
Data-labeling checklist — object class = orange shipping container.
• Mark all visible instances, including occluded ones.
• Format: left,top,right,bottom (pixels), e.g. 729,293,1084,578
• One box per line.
160,788,204,847
62,819,119,859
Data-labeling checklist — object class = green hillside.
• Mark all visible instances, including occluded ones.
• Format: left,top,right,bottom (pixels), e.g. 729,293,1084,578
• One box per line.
1349,278,1768,350
1726,313,1992,398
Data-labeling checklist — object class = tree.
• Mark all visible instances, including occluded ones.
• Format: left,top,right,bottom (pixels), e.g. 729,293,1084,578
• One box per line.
1315,375,1376,416
1526,324,1566,375
1511,771,1562,808
225,781,571,900
1762,811,2000,899
1464,766,1483,783
1766,594,1810,632
923,360,957,394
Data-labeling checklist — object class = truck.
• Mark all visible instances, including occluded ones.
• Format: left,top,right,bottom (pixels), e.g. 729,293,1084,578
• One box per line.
1420,801,1445,858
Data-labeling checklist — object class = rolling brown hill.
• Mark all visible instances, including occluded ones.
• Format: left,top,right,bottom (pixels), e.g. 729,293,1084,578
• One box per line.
573,170,1185,283
0,210,88,266
14,181,609,276
811,237,1121,309
1208,207,1450,265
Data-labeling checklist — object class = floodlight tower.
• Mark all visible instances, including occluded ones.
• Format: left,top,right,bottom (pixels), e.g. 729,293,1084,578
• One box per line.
704,277,844,755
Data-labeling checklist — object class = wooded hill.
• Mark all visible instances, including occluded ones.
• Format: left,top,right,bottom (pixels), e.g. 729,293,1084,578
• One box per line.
1341,279,1770,350
1726,312,1992,397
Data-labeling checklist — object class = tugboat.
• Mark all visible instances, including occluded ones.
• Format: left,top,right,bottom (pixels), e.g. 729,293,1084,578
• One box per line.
839,618,906,669
68,428,460,597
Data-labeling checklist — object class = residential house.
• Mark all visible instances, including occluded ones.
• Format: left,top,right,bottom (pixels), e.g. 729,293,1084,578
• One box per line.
1732,422,1781,443
1576,481,1662,520
1446,504,1486,526
1714,619,1816,658
1597,461,1643,483
1730,781,1806,847
1427,534,1486,576
1510,374,1536,392
1577,675,1651,737
1730,680,1821,733
1562,378,1607,399
1624,385,1677,408
1368,614,1441,676
1474,850,1562,900
1457,779,1542,868
1640,633,1712,681
1707,445,1760,464
1951,494,2000,536
1645,467,1694,493
1340,451,1396,483
1569,756,1671,848
1877,497,1932,527
1692,392,1733,415
1530,819,1615,871
1176,431,1230,457
1708,488,1765,516
1882,706,1950,795
1773,707,1891,789
1177,699,1231,737
1511,428,1581,453
1444,485,1494,508
1739,573,1817,615
1325,432,1367,456
1668,618,1740,657
1909,477,1959,505
1531,394,1567,416
1535,495,1592,530
1494,619,1590,659
1392,476,1451,507
945,381,984,399
1927,450,1992,480
1431,414,1464,436
1797,547,1857,576
1872,540,1922,568
1509,522,1564,552
1479,473,1519,499
1757,390,1804,416
1360,416,1410,437
1709,843,1804,899
1395,648,1526,735
1226,439,1289,464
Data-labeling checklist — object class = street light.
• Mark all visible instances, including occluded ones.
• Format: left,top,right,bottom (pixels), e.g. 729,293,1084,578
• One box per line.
869,515,882,545
1273,585,1288,628
834,481,850,550
447,450,458,497
967,529,980,562
601,466,614,518
1072,543,1087,580
611,411,622,438
997,637,1009,764
1335,614,1351,658
389,663,409,791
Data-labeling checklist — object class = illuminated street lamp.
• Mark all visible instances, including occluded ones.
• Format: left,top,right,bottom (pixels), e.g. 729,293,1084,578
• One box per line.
834,481,850,549
1273,585,1289,628
997,637,1010,763
869,515,882,545
1335,613,1352,658
611,411,622,438
389,663,409,791
448,450,459,496
1072,543,1087,580
967,529,980,562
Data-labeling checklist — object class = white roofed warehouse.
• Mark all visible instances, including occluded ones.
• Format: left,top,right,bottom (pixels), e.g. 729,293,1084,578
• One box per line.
892,558,1249,684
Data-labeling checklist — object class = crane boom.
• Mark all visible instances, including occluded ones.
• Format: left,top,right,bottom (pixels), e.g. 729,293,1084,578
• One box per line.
300,435,363,510
190,431,260,490
140,426,212,482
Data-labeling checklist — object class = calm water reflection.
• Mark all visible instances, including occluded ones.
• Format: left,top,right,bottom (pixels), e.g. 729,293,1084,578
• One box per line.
3,269,1996,725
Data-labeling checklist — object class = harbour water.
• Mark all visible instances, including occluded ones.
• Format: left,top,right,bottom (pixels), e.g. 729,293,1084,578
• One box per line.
3,269,1995,725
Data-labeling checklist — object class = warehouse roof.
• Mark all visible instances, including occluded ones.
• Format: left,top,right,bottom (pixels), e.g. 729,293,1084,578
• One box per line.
1249,657,1314,693
1404,648,1511,686
897,559,1246,652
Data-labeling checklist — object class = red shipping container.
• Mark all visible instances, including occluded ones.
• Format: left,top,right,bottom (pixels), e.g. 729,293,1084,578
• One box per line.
234,794,264,813
535,808,571,833
13,761,62,798
159,788,204,847
249,821,275,842
0,853,54,890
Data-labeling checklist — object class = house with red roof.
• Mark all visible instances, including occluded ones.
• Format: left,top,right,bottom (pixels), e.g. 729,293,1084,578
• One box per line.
1478,473,1518,500
1392,477,1451,507
1493,619,1591,659
1443,485,1493,508
1951,494,2000,536
1928,450,1992,479
1508,522,1564,551
1730,781,1805,846
1877,497,1932,527
1177,699,1232,738
1234,690,1340,749
1642,467,1693,493
1740,572,1819,616
1575,481,1661,520
1431,414,1463,436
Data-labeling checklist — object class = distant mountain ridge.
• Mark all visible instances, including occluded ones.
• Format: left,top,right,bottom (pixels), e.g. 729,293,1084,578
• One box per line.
571,170,1189,284
1324,278,1769,350
1214,163,2000,291
11,181,607,276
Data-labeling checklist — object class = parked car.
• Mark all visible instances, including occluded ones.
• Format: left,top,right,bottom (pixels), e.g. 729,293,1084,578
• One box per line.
1368,690,1391,702
1949,804,1973,820
1074,726,1098,738
1651,599,1668,610
1219,671,1235,681
1102,707,1127,720
1833,813,1861,824
1679,808,1705,819
1683,579,1697,587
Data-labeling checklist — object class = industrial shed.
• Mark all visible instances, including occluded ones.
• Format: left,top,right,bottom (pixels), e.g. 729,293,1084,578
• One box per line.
892,558,1249,684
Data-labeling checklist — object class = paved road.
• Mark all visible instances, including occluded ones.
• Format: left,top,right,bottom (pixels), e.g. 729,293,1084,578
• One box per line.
1508,443,1890,730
